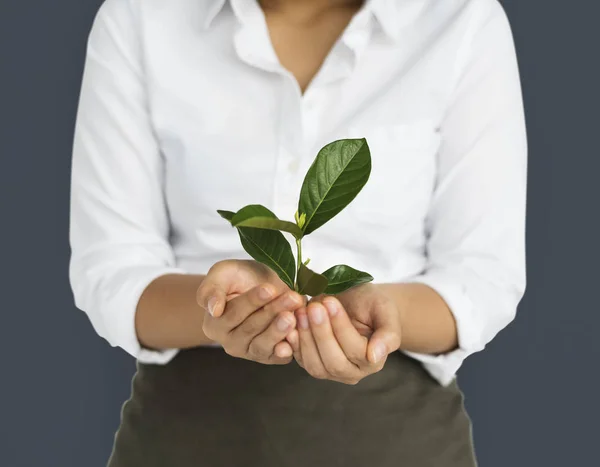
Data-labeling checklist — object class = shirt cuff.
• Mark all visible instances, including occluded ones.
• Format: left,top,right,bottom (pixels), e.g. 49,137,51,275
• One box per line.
105,265,187,365
401,269,484,386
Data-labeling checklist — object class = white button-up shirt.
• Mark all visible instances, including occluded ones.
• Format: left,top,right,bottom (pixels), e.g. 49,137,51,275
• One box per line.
69,0,527,386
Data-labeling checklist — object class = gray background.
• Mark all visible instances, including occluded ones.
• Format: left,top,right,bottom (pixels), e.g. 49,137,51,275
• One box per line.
1,0,598,466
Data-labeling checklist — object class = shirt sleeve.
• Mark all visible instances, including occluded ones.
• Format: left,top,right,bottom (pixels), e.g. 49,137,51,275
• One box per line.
69,0,186,363
403,1,528,386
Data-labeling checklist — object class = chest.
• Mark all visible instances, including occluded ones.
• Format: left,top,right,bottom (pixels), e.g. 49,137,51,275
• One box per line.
262,6,360,92
142,6,456,261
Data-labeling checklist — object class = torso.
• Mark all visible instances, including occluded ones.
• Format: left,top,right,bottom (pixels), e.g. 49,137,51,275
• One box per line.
140,0,479,285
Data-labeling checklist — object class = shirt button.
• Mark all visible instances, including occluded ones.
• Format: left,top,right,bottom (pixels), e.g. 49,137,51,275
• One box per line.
288,159,300,172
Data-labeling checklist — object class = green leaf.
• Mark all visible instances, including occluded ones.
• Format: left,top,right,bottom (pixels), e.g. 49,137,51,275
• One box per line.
217,210,235,222
231,204,303,238
232,216,303,239
231,205,276,224
217,207,296,289
299,138,371,235
297,263,329,296
322,264,374,294
236,229,296,290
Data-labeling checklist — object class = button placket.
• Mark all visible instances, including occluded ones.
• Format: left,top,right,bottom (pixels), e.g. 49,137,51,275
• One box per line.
273,73,305,218
287,157,300,173
274,148,298,216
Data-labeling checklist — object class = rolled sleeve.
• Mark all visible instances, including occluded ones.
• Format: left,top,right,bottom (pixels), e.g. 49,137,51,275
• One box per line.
403,270,481,387
403,1,528,385
70,257,184,364
69,0,185,363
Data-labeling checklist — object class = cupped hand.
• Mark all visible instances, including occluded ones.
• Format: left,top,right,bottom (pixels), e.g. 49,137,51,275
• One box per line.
287,284,402,384
196,260,305,364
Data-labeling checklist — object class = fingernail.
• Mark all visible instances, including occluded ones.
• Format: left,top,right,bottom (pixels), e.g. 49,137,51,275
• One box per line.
372,342,387,363
207,296,217,316
278,345,292,358
277,316,292,332
298,313,309,329
309,305,324,325
324,299,339,317
259,286,273,300
284,294,300,309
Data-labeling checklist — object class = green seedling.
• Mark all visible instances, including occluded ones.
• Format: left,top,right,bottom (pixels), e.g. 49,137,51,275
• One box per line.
218,138,374,296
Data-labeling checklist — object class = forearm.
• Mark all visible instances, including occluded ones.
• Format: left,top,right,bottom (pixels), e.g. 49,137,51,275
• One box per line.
135,273,214,350
378,283,458,355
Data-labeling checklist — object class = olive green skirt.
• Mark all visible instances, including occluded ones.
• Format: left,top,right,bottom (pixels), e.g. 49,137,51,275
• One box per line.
108,347,477,467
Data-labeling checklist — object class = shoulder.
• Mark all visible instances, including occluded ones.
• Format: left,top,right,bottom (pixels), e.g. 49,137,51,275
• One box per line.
93,0,184,26
444,0,509,22
406,0,513,60
456,0,513,39
96,0,198,21
424,0,511,33
90,0,137,40
93,0,205,44
89,0,185,44
95,0,134,21
432,0,515,60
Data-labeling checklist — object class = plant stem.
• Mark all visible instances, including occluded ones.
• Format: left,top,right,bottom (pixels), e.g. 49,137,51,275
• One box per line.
294,238,303,292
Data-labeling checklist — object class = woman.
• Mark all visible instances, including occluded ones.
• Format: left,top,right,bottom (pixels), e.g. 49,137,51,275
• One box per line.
69,0,526,465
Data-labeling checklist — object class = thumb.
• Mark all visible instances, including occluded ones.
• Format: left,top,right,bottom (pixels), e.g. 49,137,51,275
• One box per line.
366,312,401,365
196,278,228,318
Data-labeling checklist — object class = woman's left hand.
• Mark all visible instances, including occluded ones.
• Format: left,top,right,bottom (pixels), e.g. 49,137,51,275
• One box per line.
287,284,402,385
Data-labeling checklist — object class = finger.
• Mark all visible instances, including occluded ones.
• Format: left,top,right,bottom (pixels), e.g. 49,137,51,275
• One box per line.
367,330,401,365
220,283,279,329
196,278,228,318
321,297,370,367
307,301,358,379
296,307,327,379
274,341,293,359
247,311,296,362
351,318,374,338
285,329,303,367
286,329,300,353
366,305,402,365
308,294,327,304
286,329,303,366
231,290,304,338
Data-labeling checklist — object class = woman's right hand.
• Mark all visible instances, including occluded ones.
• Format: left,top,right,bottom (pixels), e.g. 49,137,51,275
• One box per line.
196,260,305,364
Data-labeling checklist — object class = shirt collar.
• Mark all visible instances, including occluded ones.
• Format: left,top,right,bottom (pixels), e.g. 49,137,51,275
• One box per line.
199,0,227,29
369,0,430,42
199,0,423,43
367,0,402,42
